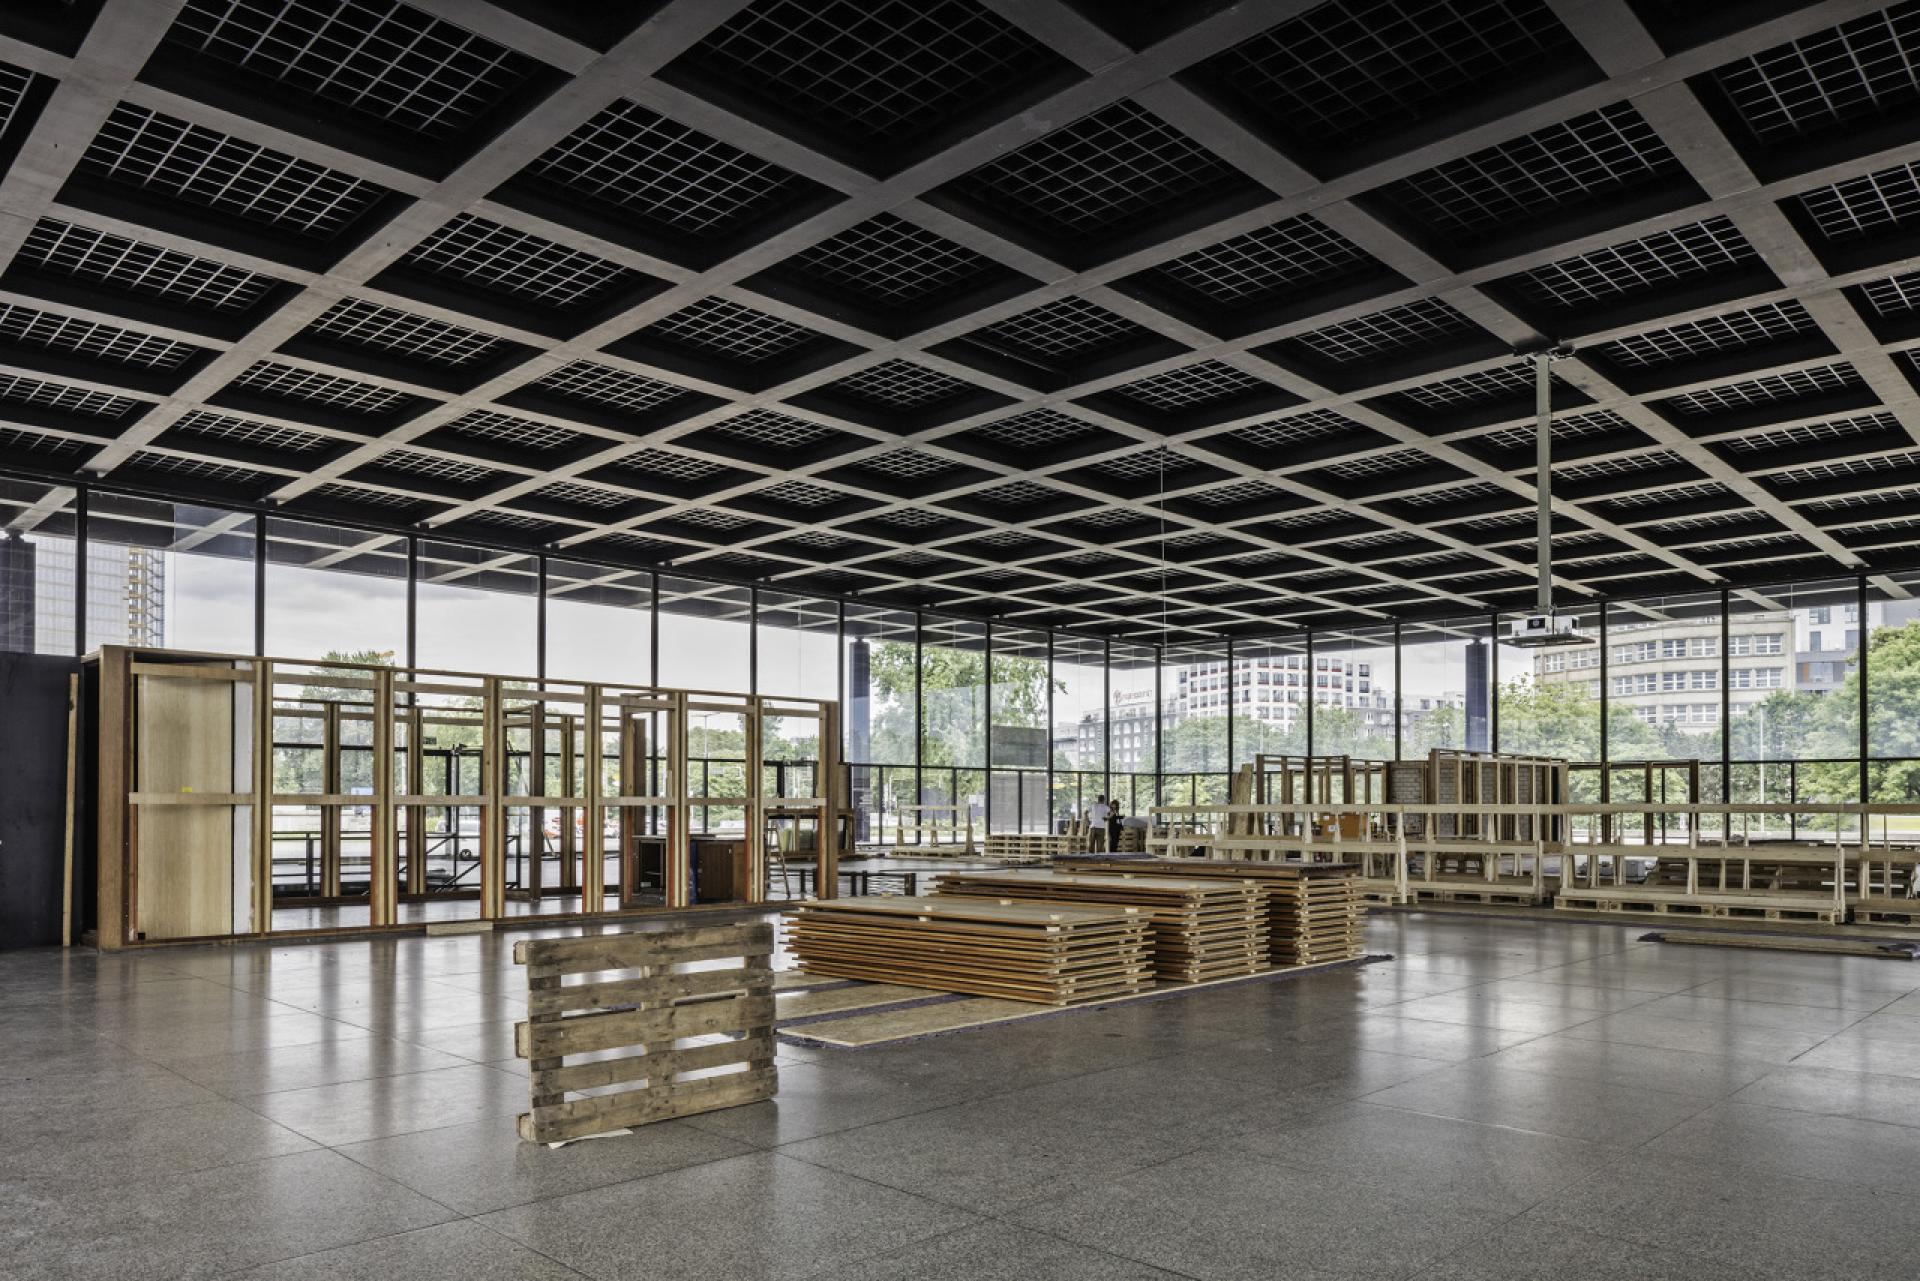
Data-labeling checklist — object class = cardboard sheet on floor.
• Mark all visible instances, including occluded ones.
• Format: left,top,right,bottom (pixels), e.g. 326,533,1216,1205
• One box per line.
779,954,1378,1048
774,981,935,1018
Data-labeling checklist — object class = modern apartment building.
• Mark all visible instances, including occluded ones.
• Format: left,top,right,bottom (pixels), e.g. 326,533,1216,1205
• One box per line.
0,535,165,655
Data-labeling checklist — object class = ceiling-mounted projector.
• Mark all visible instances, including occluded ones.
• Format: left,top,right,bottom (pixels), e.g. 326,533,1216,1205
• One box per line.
1507,612,1591,648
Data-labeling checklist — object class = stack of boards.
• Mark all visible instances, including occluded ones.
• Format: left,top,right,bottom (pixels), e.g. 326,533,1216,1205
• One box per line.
933,870,1267,982
1058,856,1367,966
782,895,1152,1005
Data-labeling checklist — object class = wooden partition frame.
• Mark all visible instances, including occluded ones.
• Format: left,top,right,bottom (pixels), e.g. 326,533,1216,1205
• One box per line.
88,646,843,949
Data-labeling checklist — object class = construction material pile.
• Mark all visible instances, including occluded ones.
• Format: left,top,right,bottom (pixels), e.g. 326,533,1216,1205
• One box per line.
1058,856,1366,966
933,869,1267,983
782,895,1152,1005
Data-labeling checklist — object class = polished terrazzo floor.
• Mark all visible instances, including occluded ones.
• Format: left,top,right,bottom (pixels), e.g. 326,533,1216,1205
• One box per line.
7,913,1920,1280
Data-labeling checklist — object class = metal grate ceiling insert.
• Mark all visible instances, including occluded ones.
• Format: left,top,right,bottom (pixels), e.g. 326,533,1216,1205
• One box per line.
1598,300,1818,370
443,409,582,452
232,360,418,414
532,361,687,413
1661,362,1863,417
307,298,502,366
672,0,1057,145
80,106,386,239
1861,269,1920,317
1144,215,1374,309
1111,359,1267,411
163,0,539,139
642,297,819,362
824,358,973,407
526,100,815,241
17,220,278,313
969,408,1100,448
945,100,1254,241
1505,217,1759,310
963,296,1154,363
1199,0,1577,147
174,409,332,453
774,213,1004,308
1796,159,1920,242
1288,297,1481,364
1713,3,1920,143
401,214,638,311
1380,102,1679,239
0,302,203,370
0,372,141,420
1225,408,1364,451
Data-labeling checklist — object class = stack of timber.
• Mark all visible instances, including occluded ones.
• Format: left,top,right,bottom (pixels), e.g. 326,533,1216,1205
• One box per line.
980,833,1086,861
1058,856,1365,967
933,869,1267,982
513,922,776,1143
783,895,1152,1005
1266,863,1367,964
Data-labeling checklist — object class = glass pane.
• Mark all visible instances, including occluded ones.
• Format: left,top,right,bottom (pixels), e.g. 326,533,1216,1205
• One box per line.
1163,641,1229,800
843,603,915,766
415,541,537,675
0,479,79,655
546,559,650,685
757,590,837,699
1234,636,1307,765
920,615,985,769
1604,591,1722,765
1728,579,1856,769
658,575,750,691
989,626,1048,832
1400,616,1490,755
265,517,406,662
1313,624,1396,757
84,494,255,654
1054,633,1106,777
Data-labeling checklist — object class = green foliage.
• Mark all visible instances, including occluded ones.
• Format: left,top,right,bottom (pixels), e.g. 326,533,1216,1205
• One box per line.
861,637,1060,770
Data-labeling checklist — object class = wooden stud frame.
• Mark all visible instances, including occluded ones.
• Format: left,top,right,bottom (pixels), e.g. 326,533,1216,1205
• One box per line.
88,646,844,948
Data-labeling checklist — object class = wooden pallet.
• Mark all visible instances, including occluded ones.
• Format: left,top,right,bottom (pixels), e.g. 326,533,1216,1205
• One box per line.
1413,885,1548,906
933,869,1267,984
513,922,775,1144
1554,888,1842,924
982,833,1092,861
1643,929,1920,960
783,895,1153,1005
1854,897,1920,926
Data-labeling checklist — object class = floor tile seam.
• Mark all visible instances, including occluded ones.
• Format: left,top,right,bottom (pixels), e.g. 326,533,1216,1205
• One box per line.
1555,1025,1818,1062
326,1127,758,1217
1372,1004,1612,1037
971,1210,1212,1281
204,1052,512,1102
232,1091,526,1150
1635,1099,1920,1181
1527,1188,1853,1281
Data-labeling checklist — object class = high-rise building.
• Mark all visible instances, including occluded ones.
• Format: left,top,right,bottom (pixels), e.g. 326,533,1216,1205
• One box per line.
0,536,167,655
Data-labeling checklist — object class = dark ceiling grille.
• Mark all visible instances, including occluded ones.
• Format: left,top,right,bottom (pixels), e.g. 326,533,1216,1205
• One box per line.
773,213,1007,308
16,220,278,313
1196,0,1577,147
7,0,1920,639
943,101,1255,241
1143,215,1374,309
232,360,419,413
532,361,688,413
1797,159,1920,241
1505,218,1759,309
0,302,203,369
80,106,387,238
0,372,141,420
1712,3,1920,142
669,0,1058,145
1287,297,1482,363
401,214,639,310
642,297,819,362
526,100,816,240
1379,102,1679,238
307,298,502,366
1597,300,1818,369
162,0,539,139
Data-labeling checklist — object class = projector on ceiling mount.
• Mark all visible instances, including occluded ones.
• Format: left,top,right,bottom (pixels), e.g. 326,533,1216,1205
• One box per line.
1507,613,1593,649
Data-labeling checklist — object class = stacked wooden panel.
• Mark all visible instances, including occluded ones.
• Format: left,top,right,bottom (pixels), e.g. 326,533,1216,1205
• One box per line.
1058,856,1366,966
933,869,1267,983
782,895,1152,1005
513,922,775,1144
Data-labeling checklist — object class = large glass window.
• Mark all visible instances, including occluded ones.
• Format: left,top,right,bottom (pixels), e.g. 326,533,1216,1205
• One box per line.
265,518,407,663
1400,616,1491,756
1162,641,1230,802
1,479,79,655
1601,592,1720,767
415,541,537,675
1108,642,1159,819
1868,572,1920,803
1234,636,1308,765
1497,602,1601,762
989,626,1050,833
756,591,837,699
1054,633,1106,778
657,575,750,692
545,560,650,685
1313,625,1397,758
86,495,256,655
843,603,915,845
1728,579,1857,792
920,615,986,769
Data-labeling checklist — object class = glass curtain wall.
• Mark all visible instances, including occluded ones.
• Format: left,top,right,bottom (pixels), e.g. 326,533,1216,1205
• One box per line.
1730,578,1859,821
919,615,986,832
264,517,407,662
1053,633,1107,829
545,560,650,685
988,626,1050,833
842,602,915,844
1234,636,1308,766
1497,601,1601,763
1313,624,1397,759
86,494,255,654
1162,641,1231,806
0,479,80,655
1109,642,1160,816
656,575,750,691
414,541,538,674
1400,615,1491,756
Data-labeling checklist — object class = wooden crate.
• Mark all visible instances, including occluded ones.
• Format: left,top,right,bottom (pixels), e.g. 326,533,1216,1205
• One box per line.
513,922,776,1144
784,895,1153,1005
933,869,1267,983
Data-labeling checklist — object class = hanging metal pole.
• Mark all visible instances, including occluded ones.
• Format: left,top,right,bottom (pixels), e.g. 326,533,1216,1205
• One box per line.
1535,350,1554,616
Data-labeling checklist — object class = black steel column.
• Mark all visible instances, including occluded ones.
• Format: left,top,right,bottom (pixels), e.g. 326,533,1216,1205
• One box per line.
1860,574,1871,804
404,534,418,670
71,484,87,657
1720,588,1732,804
1392,621,1402,761
252,518,266,656
535,554,548,682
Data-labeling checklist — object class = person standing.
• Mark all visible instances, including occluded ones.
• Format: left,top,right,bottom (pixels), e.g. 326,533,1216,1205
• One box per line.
1089,794,1111,852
